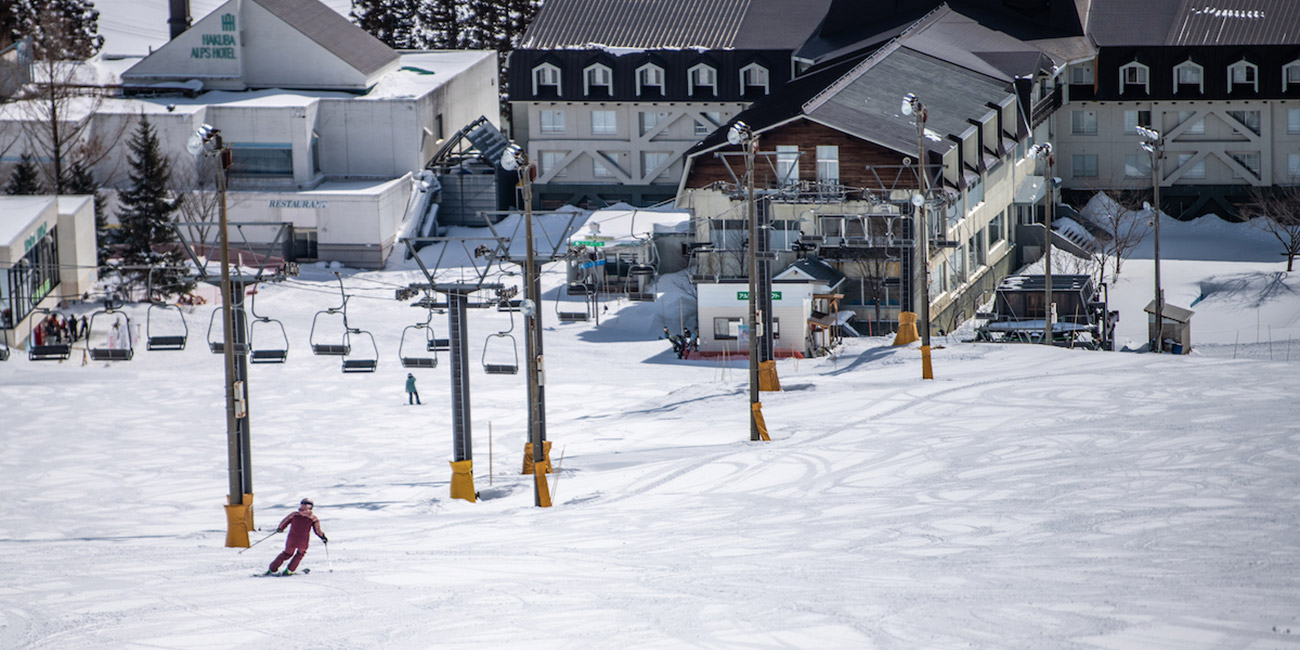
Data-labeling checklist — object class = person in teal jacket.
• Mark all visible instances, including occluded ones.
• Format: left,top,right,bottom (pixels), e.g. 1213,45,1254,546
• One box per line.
405,373,421,405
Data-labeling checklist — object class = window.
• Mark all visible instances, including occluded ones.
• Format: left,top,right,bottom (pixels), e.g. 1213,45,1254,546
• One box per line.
642,151,670,178
1173,60,1203,93
1285,60,1300,91
1123,110,1151,134
636,63,665,96
1227,110,1261,135
949,246,966,288
988,212,1005,247
1071,110,1098,135
1177,153,1204,179
292,228,318,262
532,63,561,96
1072,153,1098,178
591,110,616,135
1124,153,1151,178
1289,153,1300,181
816,146,839,185
1228,60,1258,92
231,143,293,176
1289,108,1300,135
740,63,769,94
776,145,799,186
694,111,720,136
1178,111,1205,135
1070,64,1094,85
714,316,743,340
639,111,667,136
688,64,716,96
966,174,984,209
592,155,613,178
539,151,567,177
969,232,985,271
584,63,612,95
1231,152,1261,179
539,109,565,134
1119,61,1149,94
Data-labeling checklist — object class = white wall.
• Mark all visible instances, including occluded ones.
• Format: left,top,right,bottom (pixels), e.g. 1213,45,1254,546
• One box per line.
696,282,812,356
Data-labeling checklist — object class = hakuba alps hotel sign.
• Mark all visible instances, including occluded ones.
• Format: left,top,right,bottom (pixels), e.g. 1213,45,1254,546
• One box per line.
192,13,238,60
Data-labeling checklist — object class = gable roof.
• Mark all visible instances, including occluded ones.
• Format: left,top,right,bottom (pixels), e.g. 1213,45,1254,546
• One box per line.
1087,0,1300,46
776,256,846,289
254,0,397,76
519,0,831,50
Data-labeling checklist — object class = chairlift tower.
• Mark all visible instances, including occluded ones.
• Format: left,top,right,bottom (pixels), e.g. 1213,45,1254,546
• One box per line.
178,123,291,547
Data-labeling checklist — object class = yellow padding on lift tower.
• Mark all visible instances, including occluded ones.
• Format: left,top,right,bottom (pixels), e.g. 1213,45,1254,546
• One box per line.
450,459,477,502
893,311,919,346
243,493,255,532
224,495,251,548
759,360,781,391
521,441,553,475
752,402,771,441
534,462,552,507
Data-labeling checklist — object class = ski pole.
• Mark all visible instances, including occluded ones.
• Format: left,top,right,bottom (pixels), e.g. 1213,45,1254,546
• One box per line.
324,540,334,572
238,530,279,554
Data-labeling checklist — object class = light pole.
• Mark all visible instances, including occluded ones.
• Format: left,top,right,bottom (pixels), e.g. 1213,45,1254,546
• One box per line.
901,94,933,380
186,123,253,546
1029,142,1055,345
1137,125,1164,353
501,143,552,506
727,121,765,441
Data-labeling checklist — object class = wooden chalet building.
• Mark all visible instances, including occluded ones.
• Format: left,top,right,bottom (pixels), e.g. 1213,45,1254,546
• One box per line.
678,4,1063,339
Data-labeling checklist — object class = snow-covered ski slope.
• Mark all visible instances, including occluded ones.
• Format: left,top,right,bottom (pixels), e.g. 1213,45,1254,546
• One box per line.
1,215,1298,649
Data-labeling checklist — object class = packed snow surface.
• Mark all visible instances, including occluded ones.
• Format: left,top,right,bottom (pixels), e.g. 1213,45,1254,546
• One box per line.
1,217,1298,649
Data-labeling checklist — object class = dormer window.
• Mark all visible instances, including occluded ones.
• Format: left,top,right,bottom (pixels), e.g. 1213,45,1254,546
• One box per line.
1284,60,1300,91
532,63,561,97
1228,60,1259,92
740,63,769,94
1173,60,1203,93
584,63,612,96
1119,61,1149,95
636,63,665,96
688,64,717,97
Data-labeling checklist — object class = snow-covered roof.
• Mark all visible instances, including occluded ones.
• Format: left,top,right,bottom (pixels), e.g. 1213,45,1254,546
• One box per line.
567,207,691,246
0,196,55,249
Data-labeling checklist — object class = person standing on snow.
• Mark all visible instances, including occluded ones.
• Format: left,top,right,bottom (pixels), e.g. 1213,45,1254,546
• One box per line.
405,372,421,405
266,498,327,575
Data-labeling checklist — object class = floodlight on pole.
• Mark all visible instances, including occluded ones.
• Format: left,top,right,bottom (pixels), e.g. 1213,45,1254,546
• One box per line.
189,123,253,547
1029,142,1055,346
900,94,933,379
1136,126,1165,353
500,141,553,506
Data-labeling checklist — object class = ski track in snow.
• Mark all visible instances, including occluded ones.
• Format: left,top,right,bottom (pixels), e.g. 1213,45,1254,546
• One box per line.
2,255,1300,649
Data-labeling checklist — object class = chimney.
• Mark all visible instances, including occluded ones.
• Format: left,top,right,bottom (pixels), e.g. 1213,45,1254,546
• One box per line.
168,0,191,40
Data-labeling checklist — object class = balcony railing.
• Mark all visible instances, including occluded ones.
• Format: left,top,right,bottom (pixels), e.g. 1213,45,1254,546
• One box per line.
1031,85,1062,128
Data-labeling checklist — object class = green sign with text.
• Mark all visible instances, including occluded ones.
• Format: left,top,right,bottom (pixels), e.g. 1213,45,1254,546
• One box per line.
737,291,781,300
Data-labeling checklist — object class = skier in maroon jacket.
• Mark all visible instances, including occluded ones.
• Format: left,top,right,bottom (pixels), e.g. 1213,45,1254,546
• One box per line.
266,498,327,575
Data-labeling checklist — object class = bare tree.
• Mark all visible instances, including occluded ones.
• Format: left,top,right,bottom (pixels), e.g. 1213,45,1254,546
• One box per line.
1074,174,1152,286
10,7,118,195
1243,184,1300,271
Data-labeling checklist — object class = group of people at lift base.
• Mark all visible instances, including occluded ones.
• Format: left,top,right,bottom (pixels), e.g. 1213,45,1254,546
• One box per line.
665,326,700,359
32,313,88,346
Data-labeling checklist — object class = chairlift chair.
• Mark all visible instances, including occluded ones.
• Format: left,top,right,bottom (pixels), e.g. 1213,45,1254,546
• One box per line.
27,309,73,361
206,308,249,354
310,274,351,355
482,307,519,374
87,301,135,362
341,328,379,373
556,283,591,322
144,268,190,351
399,323,437,369
247,287,289,364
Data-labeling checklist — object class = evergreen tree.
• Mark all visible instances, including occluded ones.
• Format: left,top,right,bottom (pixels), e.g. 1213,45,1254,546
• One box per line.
63,157,113,266
351,0,419,49
414,0,463,49
116,116,191,295
6,0,103,60
4,152,44,195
